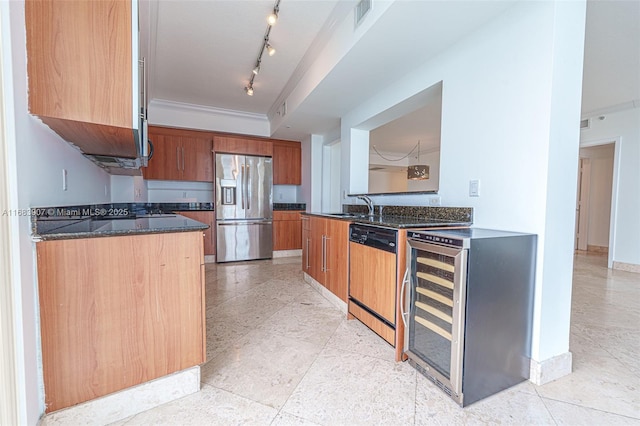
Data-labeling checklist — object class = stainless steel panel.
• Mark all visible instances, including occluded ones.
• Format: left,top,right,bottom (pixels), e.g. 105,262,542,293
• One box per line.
216,220,273,263
244,155,272,220
216,154,243,220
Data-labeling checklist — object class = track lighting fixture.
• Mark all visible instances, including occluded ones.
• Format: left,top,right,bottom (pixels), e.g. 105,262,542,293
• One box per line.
244,0,281,96
266,43,276,56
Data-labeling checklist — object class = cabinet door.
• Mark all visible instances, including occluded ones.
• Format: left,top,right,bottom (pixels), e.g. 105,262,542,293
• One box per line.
325,219,350,302
177,211,215,255
349,242,396,322
309,216,325,283
182,136,213,182
273,141,301,185
26,0,138,158
143,133,182,180
273,211,302,250
214,136,273,156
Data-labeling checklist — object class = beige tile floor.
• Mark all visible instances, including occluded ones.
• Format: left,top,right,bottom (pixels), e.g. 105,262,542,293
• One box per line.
106,252,639,425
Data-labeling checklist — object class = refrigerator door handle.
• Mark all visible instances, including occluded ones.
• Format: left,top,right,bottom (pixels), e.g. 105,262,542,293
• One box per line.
246,165,251,210
240,164,245,210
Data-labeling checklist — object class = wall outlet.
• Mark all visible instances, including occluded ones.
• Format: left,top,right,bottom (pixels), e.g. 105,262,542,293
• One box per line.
469,179,480,197
429,196,441,206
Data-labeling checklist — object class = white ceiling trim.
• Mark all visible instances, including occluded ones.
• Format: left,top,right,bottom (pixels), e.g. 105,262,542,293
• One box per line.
581,99,640,120
148,99,270,137
151,98,268,121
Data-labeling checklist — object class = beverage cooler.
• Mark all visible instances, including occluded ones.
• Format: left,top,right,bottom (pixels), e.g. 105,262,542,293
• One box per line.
402,228,537,407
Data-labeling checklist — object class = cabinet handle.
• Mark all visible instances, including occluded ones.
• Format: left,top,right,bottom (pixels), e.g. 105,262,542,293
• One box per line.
176,147,180,171
182,147,185,170
400,268,410,328
324,236,330,272
305,238,310,270
321,235,327,272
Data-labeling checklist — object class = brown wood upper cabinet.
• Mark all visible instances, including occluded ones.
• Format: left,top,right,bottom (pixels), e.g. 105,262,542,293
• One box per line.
214,136,273,157
273,141,302,185
144,127,213,182
26,0,144,159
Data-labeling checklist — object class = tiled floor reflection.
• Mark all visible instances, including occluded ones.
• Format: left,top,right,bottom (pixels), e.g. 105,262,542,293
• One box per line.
101,252,639,425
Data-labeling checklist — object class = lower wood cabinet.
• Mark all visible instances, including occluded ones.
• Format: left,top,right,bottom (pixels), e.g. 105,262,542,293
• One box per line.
177,211,215,255
37,231,206,412
273,211,302,251
301,215,349,302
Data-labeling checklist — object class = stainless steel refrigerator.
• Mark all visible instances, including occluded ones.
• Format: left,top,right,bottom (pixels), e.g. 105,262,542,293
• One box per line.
215,153,273,263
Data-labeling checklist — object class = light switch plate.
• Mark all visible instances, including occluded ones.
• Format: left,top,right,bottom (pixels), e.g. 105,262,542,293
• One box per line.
469,179,480,197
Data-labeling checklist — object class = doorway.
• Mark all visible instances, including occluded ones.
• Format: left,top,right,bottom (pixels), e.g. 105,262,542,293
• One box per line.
321,141,341,212
574,143,615,257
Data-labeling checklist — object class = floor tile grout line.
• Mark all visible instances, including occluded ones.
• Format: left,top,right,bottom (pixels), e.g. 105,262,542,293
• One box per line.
538,394,640,421
272,305,356,426
537,391,560,426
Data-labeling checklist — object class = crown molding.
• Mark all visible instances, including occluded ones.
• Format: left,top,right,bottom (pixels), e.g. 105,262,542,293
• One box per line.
581,99,640,119
150,99,269,122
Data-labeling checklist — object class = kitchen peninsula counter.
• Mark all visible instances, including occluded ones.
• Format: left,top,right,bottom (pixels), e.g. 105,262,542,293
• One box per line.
31,203,211,241
34,203,207,413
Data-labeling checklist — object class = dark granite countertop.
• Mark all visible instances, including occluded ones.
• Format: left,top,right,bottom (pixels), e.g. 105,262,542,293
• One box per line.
301,212,471,229
32,214,209,241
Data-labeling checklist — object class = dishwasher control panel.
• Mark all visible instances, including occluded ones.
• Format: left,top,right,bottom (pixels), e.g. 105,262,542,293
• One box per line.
349,224,398,254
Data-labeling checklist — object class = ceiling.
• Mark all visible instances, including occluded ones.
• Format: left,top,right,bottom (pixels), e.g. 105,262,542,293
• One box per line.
145,0,640,154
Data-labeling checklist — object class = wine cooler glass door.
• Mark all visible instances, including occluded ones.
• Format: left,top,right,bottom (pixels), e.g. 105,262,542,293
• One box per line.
406,241,467,397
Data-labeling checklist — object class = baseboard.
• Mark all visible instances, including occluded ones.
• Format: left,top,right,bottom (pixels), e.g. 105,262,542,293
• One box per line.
40,366,201,425
273,249,302,258
303,273,347,315
587,245,608,254
613,261,640,273
529,352,572,385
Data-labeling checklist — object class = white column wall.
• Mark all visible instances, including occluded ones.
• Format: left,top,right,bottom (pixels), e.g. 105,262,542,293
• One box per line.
340,0,586,377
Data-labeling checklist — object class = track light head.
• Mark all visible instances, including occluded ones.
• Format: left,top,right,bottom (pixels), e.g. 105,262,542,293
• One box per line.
267,12,278,25
252,64,260,75
266,43,276,56
245,86,254,96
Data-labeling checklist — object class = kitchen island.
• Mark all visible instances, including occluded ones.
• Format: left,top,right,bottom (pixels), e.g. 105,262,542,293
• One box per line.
33,207,208,413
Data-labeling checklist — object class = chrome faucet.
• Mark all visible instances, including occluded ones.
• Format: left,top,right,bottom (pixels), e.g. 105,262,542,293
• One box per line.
357,195,375,216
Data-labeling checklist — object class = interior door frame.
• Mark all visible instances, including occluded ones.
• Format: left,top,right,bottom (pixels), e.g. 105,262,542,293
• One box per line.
575,157,590,251
579,137,621,268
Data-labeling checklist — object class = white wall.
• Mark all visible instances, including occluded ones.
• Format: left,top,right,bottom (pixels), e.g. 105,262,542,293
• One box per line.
274,185,298,203
580,108,640,266
145,180,213,203
4,2,113,422
340,1,586,373
148,99,270,137
579,144,614,248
